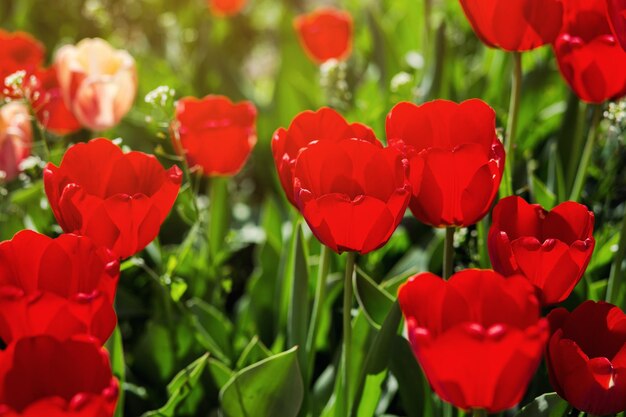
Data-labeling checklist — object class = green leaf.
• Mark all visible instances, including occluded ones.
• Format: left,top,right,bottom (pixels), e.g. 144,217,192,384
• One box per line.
516,393,569,417
142,353,210,417
354,267,395,328
287,223,310,371
389,335,433,417
531,175,556,210
209,176,231,264
235,336,272,369
351,302,402,417
187,298,234,365
220,346,304,417
208,358,234,390
107,326,125,417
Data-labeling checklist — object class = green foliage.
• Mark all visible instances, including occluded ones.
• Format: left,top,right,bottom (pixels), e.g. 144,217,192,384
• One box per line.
220,346,304,417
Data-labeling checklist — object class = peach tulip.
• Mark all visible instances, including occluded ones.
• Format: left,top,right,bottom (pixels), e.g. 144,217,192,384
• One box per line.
0,102,32,181
55,38,137,131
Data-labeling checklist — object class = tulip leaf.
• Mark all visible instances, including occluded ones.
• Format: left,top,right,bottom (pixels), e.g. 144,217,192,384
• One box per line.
531,175,556,210
220,346,304,417
516,393,569,417
286,223,310,371
235,336,272,369
208,176,231,264
208,358,234,390
142,353,210,417
351,301,402,417
354,267,395,329
389,335,433,417
187,298,234,365
108,326,126,417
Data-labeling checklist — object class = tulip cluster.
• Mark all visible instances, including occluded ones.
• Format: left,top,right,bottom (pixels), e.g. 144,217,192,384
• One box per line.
0,33,139,181
458,0,626,104
0,138,180,415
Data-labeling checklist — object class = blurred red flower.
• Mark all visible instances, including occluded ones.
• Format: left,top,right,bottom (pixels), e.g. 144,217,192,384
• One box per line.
0,30,44,98
55,38,137,132
547,301,626,415
607,0,626,50
459,0,564,51
31,67,82,136
0,102,31,182
272,107,376,206
44,138,182,259
398,269,549,412
488,196,595,305
0,335,118,417
0,230,119,345
554,0,626,103
208,0,247,17
294,8,353,64
293,138,410,254
173,95,256,177
386,99,504,228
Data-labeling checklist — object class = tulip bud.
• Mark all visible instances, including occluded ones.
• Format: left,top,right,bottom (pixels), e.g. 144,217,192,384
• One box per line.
55,38,137,131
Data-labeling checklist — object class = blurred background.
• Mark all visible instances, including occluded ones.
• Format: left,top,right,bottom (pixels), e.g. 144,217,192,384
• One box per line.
1,0,625,416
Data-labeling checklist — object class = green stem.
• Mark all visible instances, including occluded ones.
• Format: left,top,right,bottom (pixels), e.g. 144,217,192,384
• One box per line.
341,252,357,417
566,100,588,192
569,104,602,202
443,227,455,279
305,244,331,383
30,115,50,162
476,218,490,269
207,176,230,266
606,208,626,305
500,51,522,198
472,409,487,417
108,326,125,417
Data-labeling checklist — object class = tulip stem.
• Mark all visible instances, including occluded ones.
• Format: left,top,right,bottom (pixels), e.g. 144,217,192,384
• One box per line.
207,176,230,267
569,104,602,202
305,244,331,383
341,251,357,417
606,207,626,305
472,409,487,417
443,227,455,279
501,51,523,198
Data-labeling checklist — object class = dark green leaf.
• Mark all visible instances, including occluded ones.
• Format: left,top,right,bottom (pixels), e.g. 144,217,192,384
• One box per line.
220,346,303,417
142,354,210,417
516,393,569,417
354,267,394,328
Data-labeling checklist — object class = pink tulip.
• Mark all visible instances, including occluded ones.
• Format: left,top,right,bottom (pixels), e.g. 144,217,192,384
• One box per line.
0,102,32,181
55,38,137,131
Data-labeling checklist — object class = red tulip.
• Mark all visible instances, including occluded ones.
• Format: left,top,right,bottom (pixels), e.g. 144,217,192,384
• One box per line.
293,138,410,254
547,301,626,415
398,269,549,412
294,8,353,64
554,0,626,103
0,30,44,98
0,230,119,345
208,0,247,16
459,0,564,51
31,67,82,136
386,99,505,228
607,0,626,50
488,196,595,305
272,107,376,206
0,102,31,182
0,335,118,417
44,138,182,259
173,95,257,177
